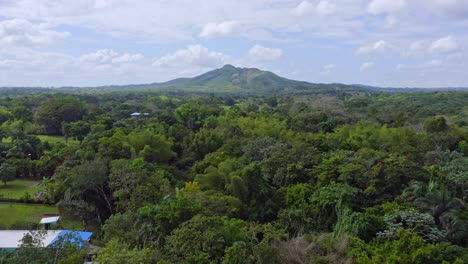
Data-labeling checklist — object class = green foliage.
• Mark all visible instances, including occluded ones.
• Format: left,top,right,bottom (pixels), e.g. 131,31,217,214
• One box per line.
95,239,155,264
128,129,176,163
164,215,225,262
351,230,467,264
333,207,365,237
98,129,131,159
109,159,171,212
247,223,287,264
0,90,467,263
377,208,447,242
175,101,224,131
424,116,449,133
34,96,86,135
56,159,113,226
223,242,248,264
0,162,15,185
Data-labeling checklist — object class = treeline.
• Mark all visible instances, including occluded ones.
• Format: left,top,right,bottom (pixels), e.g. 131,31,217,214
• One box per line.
0,90,467,263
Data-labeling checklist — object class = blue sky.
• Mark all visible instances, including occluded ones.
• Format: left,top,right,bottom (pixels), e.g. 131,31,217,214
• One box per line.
0,0,467,87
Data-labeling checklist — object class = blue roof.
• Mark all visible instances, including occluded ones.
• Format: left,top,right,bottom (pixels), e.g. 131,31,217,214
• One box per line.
50,230,92,248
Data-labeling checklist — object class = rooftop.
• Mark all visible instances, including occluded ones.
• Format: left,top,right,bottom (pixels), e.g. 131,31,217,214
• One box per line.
0,230,62,248
0,230,93,249
40,216,60,224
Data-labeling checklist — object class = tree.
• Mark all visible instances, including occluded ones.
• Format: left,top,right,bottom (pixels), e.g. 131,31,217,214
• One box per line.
109,159,171,212
223,242,248,264
128,129,176,163
403,181,467,245
57,160,113,226
175,102,224,131
34,96,85,135
11,105,33,122
98,129,131,160
95,239,154,264
351,230,466,264
164,215,225,262
424,116,448,133
0,162,15,185
71,121,90,144
377,208,446,243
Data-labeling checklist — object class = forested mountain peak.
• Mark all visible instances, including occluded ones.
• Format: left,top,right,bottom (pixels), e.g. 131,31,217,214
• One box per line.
153,64,367,95
1,66,467,96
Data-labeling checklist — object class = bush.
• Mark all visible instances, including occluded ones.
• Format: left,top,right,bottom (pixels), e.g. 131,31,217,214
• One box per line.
19,192,33,203
350,230,467,264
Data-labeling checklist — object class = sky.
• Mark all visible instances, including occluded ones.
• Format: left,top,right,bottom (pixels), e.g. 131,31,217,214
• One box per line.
0,0,468,88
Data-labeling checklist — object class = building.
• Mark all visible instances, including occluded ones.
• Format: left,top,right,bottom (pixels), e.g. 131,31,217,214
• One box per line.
130,112,150,118
39,216,60,230
0,230,93,251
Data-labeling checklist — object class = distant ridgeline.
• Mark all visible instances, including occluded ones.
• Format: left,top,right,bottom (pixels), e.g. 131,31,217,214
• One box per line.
2,65,466,96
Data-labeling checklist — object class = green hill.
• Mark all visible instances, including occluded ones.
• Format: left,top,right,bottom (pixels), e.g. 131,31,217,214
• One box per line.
154,64,368,95
1,65,467,96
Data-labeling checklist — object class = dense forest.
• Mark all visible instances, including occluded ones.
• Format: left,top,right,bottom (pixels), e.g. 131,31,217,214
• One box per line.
0,88,467,263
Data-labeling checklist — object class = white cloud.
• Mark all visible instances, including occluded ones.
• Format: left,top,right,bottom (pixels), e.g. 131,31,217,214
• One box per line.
248,45,283,62
1,1,468,87
409,41,425,52
80,49,143,65
395,63,406,70
0,19,69,47
199,21,239,38
93,0,114,9
420,59,442,68
360,62,374,71
316,1,336,16
292,1,335,17
0,48,73,70
80,49,117,64
357,40,391,55
367,0,407,14
320,63,336,75
0,47,151,86
291,1,315,16
111,53,144,64
430,36,459,54
152,45,229,68
384,15,398,28
426,0,468,20
402,40,426,57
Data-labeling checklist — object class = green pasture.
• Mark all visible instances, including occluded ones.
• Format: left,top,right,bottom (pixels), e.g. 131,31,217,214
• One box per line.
0,203,82,230
2,135,79,146
0,180,43,200
0,203,58,228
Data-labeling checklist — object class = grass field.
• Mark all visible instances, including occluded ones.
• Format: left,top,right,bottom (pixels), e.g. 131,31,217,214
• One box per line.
2,135,79,146
0,203,83,230
0,180,43,200
0,203,58,228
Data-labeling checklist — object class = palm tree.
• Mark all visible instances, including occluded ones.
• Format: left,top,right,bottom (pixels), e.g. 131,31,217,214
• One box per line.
403,181,467,245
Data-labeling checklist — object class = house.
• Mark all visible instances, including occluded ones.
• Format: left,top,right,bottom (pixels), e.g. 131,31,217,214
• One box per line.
0,230,93,251
39,216,60,230
130,112,150,118
130,112,141,118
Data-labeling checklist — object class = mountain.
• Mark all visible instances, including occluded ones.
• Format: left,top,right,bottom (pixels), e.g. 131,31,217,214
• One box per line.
147,64,370,95
166,64,307,92
3,65,466,96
